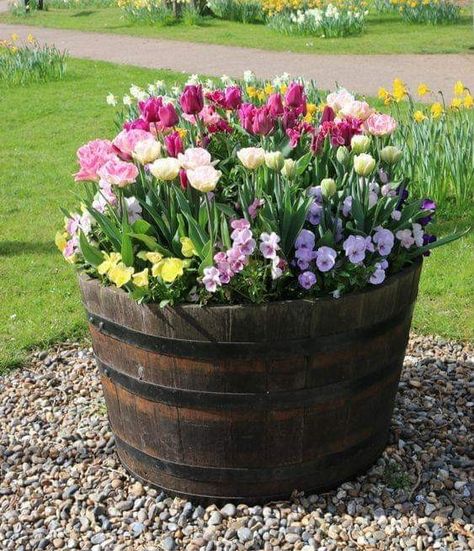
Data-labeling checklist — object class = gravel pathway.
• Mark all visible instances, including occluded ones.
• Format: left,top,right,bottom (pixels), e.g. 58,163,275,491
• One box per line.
0,336,473,550
1,22,474,96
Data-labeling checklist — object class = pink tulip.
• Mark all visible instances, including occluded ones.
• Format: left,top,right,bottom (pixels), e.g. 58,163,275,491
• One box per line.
320,105,335,124
158,103,179,128
98,159,139,188
112,129,154,160
179,169,188,190
285,82,306,109
238,103,256,133
364,113,397,136
123,118,150,132
164,131,184,157
180,85,204,115
252,106,274,136
74,139,117,182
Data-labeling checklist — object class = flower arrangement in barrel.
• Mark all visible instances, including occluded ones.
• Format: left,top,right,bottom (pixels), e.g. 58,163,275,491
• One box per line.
57,72,464,305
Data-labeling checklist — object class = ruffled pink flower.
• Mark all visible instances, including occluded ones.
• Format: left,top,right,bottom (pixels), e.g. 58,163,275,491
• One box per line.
112,129,154,161
97,159,139,188
74,139,117,182
178,147,212,170
339,100,373,121
365,113,397,136
200,105,222,127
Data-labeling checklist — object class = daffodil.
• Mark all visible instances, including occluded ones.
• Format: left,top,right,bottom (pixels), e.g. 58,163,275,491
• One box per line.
108,263,134,288
306,103,318,115
392,78,407,102
132,268,149,288
180,237,197,258
430,102,443,119
453,80,465,96
450,97,462,109
413,110,427,123
280,83,288,94
417,83,430,97
463,94,474,109
97,252,122,275
246,86,257,99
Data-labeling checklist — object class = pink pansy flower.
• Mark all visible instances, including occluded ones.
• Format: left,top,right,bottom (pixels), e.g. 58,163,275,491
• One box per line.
396,229,415,249
74,139,117,182
98,159,139,188
112,129,154,160
202,266,222,293
364,113,397,136
259,232,280,260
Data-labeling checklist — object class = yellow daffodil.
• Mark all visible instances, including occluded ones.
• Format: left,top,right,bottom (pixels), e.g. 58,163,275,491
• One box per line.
264,83,274,96
27,34,35,44
55,231,67,253
306,103,318,115
463,94,474,109
108,263,134,288
378,87,391,104
11,33,18,42
430,102,443,119
413,110,427,123
453,80,465,96
450,97,462,109
177,128,187,140
180,237,197,258
280,83,288,94
392,78,407,102
246,86,257,99
132,268,149,288
145,251,163,264
257,90,266,102
417,83,430,97
97,252,122,275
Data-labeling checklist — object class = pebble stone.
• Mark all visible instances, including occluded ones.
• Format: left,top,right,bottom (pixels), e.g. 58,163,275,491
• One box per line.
0,336,472,550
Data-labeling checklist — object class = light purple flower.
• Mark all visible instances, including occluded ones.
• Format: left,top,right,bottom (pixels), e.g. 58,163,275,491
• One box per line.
342,196,352,217
271,256,283,280
396,229,415,249
370,263,386,285
412,223,424,247
343,235,367,264
125,196,142,224
372,227,394,256
66,214,81,236
308,186,323,202
248,198,265,219
308,202,323,225
259,232,280,260
295,247,315,270
381,184,396,197
298,271,317,290
315,246,337,272
230,218,250,231
391,209,401,221
226,246,248,273
64,234,79,259
202,266,221,293
295,229,316,250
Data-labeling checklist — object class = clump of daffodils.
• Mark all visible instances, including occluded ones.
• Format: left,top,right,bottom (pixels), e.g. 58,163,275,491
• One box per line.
57,74,464,306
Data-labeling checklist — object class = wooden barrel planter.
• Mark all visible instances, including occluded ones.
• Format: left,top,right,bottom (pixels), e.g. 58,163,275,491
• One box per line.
79,259,422,503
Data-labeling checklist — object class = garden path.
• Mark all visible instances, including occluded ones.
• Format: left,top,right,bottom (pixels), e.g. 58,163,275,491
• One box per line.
1,22,473,95
0,1,9,13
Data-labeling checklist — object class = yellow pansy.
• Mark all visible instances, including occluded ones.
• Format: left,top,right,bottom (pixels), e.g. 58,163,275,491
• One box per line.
145,251,163,264
453,80,465,96
450,97,462,109
180,237,197,258
413,110,427,123
246,86,257,98
463,94,474,109
132,268,149,288
108,263,134,288
430,102,443,119
417,83,430,97
55,231,67,253
97,252,122,275
152,258,184,282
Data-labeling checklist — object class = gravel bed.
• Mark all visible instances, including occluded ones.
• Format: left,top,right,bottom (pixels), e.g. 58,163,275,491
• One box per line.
0,335,473,550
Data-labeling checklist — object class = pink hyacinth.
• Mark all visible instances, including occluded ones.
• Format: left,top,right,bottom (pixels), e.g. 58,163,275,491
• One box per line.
97,159,139,188
74,139,117,182
364,113,397,137
112,129,154,160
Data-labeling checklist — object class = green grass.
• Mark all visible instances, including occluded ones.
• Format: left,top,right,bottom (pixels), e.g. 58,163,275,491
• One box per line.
1,7,474,54
0,57,472,372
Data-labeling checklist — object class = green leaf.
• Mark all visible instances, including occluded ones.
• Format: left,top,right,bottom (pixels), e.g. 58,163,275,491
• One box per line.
121,232,134,267
79,231,104,267
132,219,152,235
409,228,470,258
296,152,312,176
198,240,214,275
128,232,158,251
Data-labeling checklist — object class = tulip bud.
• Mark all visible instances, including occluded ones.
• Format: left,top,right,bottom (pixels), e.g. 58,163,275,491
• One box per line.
380,145,402,165
150,157,181,181
264,151,284,171
336,146,350,166
353,153,376,177
350,134,371,154
281,158,297,179
320,178,337,198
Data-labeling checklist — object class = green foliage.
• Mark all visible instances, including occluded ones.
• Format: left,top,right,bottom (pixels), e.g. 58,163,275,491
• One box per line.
207,0,265,23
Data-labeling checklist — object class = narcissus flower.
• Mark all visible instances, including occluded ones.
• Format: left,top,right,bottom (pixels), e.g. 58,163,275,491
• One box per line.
417,83,430,97
454,80,465,96
413,110,427,123
430,103,443,119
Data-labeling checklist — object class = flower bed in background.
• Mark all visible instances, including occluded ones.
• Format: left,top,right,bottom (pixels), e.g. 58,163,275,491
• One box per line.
0,33,67,85
117,0,204,25
56,72,464,307
379,79,474,205
390,0,460,23
207,0,265,23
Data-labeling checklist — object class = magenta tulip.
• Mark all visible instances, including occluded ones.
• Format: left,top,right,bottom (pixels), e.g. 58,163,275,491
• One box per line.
224,86,242,110
180,85,204,115
238,103,256,134
158,103,179,128
252,106,274,136
285,82,305,109
164,131,184,157
138,97,163,123
267,93,284,117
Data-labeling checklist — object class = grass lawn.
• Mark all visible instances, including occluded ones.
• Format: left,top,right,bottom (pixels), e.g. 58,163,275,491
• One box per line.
0,58,472,373
1,7,474,55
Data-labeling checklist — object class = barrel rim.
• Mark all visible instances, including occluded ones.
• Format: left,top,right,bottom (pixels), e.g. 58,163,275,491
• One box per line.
79,257,422,312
